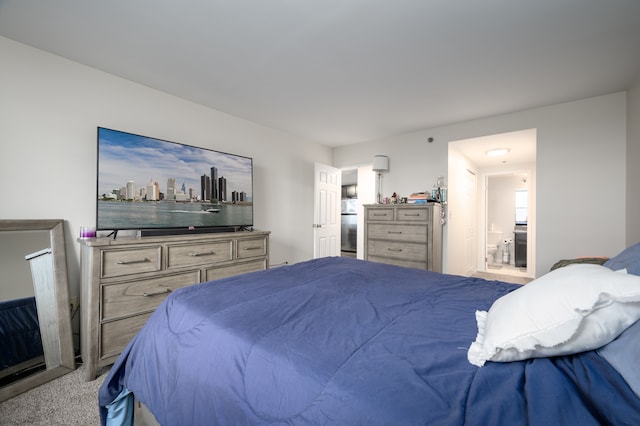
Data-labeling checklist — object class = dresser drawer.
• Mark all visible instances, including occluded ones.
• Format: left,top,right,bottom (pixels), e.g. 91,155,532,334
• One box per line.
366,208,394,221
101,271,200,321
79,230,270,381
237,237,267,259
100,313,152,359
367,239,427,262
205,259,266,282
367,223,427,243
166,240,233,268
397,208,430,222
101,246,162,278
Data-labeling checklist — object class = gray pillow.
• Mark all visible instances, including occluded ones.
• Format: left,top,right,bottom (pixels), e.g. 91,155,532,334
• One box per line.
597,319,640,398
604,242,640,275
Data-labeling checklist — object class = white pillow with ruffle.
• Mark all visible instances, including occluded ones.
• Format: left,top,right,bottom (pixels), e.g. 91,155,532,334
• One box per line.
468,264,640,367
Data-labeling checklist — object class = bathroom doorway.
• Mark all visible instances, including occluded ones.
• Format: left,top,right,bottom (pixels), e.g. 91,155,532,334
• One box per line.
447,128,536,280
485,171,531,278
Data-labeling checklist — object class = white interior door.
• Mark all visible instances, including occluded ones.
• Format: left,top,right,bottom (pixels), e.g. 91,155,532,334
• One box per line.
313,163,341,258
465,169,477,274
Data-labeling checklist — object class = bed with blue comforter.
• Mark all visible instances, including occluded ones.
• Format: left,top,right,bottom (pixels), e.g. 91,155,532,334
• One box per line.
99,256,640,425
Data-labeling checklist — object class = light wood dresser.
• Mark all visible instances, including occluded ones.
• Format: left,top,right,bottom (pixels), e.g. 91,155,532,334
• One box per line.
79,230,269,381
364,204,442,272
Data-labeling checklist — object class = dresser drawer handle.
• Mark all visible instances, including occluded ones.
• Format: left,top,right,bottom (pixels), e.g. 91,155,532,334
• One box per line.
243,246,262,251
188,251,215,257
373,213,389,217
387,248,403,252
404,213,421,217
142,288,171,297
116,258,150,265
387,231,403,234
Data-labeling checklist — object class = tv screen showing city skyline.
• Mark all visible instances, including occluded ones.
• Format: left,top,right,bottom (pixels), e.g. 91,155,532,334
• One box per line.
96,127,253,231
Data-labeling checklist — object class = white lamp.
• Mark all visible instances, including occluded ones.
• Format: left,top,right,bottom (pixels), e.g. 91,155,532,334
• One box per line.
372,155,389,204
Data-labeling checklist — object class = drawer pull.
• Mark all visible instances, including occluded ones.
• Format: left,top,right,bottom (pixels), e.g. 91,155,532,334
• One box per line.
387,231,403,234
404,213,421,217
116,258,150,265
243,246,262,251
373,213,389,216
142,288,171,297
188,251,215,257
387,248,403,252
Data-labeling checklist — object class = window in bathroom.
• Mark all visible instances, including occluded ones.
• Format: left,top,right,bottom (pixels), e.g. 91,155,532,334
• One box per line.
515,190,528,224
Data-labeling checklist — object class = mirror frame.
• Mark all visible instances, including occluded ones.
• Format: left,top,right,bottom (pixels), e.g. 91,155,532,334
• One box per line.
0,219,75,402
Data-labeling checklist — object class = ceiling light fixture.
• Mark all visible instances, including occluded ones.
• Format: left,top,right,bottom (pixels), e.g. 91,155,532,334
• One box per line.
486,148,510,157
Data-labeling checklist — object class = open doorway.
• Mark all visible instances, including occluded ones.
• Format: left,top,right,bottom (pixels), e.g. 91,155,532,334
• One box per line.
448,129,536,280
340,168,358,258
485,171,531,278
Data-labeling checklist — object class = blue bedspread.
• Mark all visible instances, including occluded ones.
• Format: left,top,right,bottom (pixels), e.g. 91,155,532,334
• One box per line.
99,257,640,425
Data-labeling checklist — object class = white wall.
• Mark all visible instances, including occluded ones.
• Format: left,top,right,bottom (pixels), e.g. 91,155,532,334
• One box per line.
3,35,635,288
446,145,477,275
334,92,628,275
355,165,376,258
627,75,640,245
0,36,332,298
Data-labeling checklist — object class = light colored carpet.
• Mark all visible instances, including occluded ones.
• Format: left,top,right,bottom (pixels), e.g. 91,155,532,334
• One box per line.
0,365,109,425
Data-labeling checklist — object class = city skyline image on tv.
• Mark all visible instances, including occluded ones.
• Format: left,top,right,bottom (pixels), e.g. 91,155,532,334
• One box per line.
96,127,253,232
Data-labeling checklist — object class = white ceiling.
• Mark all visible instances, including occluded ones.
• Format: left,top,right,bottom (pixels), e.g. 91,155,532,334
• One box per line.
450,129,537,169
1,1,639,147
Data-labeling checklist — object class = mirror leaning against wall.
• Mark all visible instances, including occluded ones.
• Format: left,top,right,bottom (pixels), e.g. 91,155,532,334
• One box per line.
0,219,75,402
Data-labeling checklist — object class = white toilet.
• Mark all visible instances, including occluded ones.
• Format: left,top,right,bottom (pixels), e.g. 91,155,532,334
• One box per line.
487,231,503,265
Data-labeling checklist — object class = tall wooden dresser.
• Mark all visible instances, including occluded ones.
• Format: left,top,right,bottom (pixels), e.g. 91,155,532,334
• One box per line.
79,230,269,381
364,204,442,272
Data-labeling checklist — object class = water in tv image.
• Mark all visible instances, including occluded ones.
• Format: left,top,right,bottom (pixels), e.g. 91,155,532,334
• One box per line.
97,127,253,231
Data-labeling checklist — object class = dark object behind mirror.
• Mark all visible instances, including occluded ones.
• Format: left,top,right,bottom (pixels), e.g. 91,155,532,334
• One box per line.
0,220,75,402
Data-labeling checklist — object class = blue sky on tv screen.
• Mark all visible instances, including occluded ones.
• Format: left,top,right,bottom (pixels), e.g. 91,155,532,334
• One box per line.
97,128,252,199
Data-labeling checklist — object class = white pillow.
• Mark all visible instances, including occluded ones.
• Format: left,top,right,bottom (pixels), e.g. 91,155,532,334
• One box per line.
468,264,640,367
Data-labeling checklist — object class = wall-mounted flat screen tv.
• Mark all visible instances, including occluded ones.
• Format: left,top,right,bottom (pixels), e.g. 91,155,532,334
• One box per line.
97,127,253,235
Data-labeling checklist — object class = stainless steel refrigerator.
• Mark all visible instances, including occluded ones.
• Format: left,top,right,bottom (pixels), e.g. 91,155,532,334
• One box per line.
341,199,357,253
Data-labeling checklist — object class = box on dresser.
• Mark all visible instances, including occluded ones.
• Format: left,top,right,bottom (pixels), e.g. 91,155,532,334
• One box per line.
364,204,442,272
79,230,269,381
